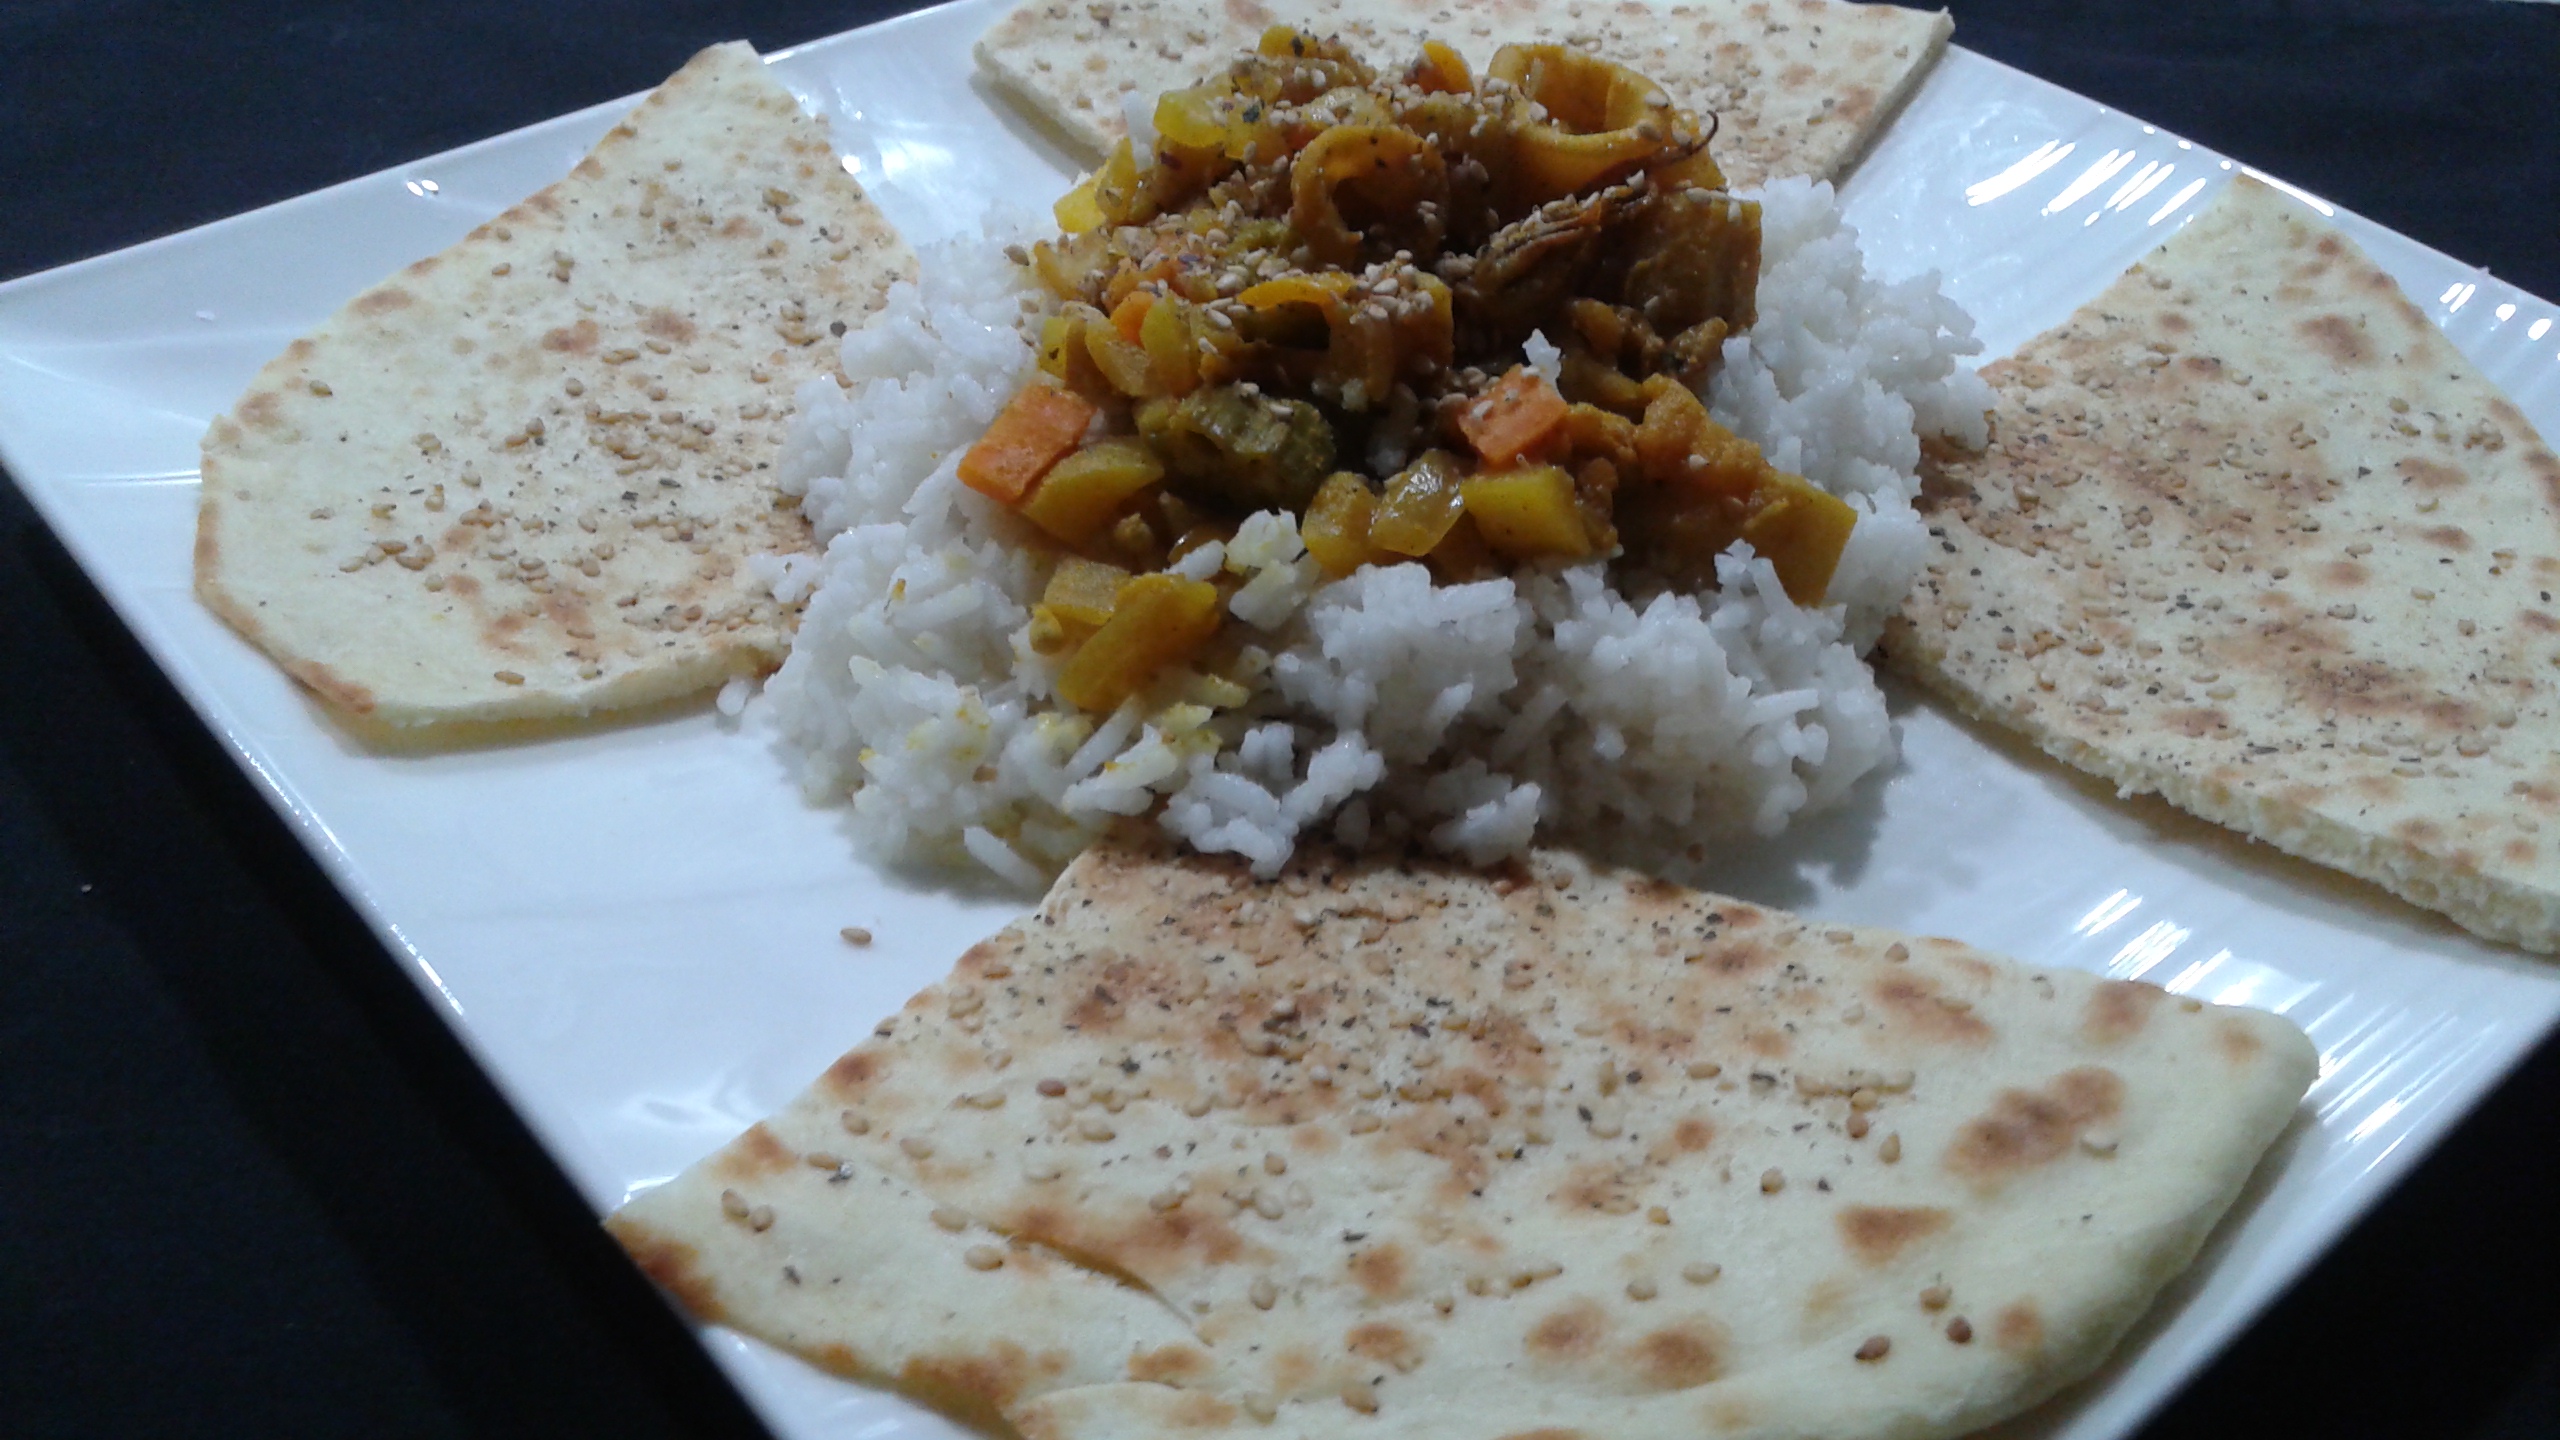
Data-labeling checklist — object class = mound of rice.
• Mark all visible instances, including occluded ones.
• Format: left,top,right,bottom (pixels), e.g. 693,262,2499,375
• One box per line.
760,177,1991,886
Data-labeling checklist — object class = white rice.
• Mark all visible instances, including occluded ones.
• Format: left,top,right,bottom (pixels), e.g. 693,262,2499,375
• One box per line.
763,178,1991,885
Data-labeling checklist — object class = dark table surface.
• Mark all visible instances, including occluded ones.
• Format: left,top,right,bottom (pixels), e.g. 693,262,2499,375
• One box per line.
4,2,2557,1436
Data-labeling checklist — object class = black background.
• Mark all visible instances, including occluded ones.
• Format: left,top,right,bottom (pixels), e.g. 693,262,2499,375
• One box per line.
3,2,2556,1435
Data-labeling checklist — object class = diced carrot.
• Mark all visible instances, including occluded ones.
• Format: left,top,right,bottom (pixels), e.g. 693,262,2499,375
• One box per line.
1109,289,1157,346
1458,366,1570,466
957,384,1098,505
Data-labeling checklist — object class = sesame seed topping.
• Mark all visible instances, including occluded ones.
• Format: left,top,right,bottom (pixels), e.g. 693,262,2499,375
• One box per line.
840,926,873,945
964,1245,1005,1271
1759,1168,1785,1194
1855,1335,1891,1362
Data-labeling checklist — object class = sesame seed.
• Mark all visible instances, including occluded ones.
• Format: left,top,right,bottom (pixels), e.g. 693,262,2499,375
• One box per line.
839,926,873,945
1250,1275,1279,1309
1855,1335,1891,1362
806,1151,843,1172
840,1110,870,1135
900,1135,936,1159
1078,1117,1117,1142
1263,1152,1288,1175
1947,1316,1974,1343
931,1206,968,1233
1759,1168,1785,1194
1920,1284,1952,1311
964,1245,1005,1271
1879,1133,1903,1163
720,1189,749,1220
1681,1261,1721,1285
1626,1277,1658,1301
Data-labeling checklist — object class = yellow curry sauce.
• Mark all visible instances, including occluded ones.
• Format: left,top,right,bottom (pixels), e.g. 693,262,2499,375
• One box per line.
960,29,1858,712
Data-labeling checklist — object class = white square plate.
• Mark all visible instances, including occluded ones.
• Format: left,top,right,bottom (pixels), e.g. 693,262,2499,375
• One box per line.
4,2,2557,1436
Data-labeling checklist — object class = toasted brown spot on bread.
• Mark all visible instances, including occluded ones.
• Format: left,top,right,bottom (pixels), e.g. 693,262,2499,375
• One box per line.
353,285,415,315
1166,1392,1240,1429
1837,1205,1953,1266
2296,314,2372,366
1993,1300,2046,1354
1347,1321,1426,1372
642,307,699,344
605,1219,728,1322
2216,1018,2266,1066
2081,980,2166,1046
1946,1067,2125,1183
1349,1242,1410,1300
541,317,600,354
2418,524,2473,551
826,1048,883,1094
716,1122,795,1180
1127,1343,1215,1384
2396,456,2465,491
1630,1317,1728,1389
899,1342,1041,1433
1872,972,1994,1044
1526,1298,1610,1361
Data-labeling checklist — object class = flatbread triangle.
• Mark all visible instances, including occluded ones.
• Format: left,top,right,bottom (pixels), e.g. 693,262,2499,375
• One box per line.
973,0,1954,193
1887,176,2560,953
195,42,913,731
610,836,2312,1438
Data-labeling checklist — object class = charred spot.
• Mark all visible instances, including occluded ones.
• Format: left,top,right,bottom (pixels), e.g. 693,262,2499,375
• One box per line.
2522,610,2560,634
1945,1067,2125,1184
1993,1300,2046,1355
2418,524,2473,551
2507,838,2539,866
239,390,285,430
1870,972,1993,1044
1166,1392,1240,1430
1347,1321,1426,1373
1349,1242,1410,1300
2082,979,2167,1045
1741,1025,1792,1058
2319,560,2368,588
1525,1298,1610,1361
1671,1115,1716,1153
2159,311,2192,334
1836,1205,1953,1266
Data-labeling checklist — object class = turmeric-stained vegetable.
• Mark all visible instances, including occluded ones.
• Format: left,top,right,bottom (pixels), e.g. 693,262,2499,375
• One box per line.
1461,464,1592,559
1426,512,1502,582
1459,367,1571,465
1290,125,1447,266
1139,385,1335,512
1624,377,1854,604
1021,439,1165,546
1056,573,1225,713
1053,177,1105,235
1083,318,1156,398
1739,482,1858,606
1302,471,1391,576
1486,45,1677,205
1369,450,1470,556
1108,289,1156,346
959,384,1096,504
1138,292,1204,395
1409,39,1472,94
1041,555,1132,626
